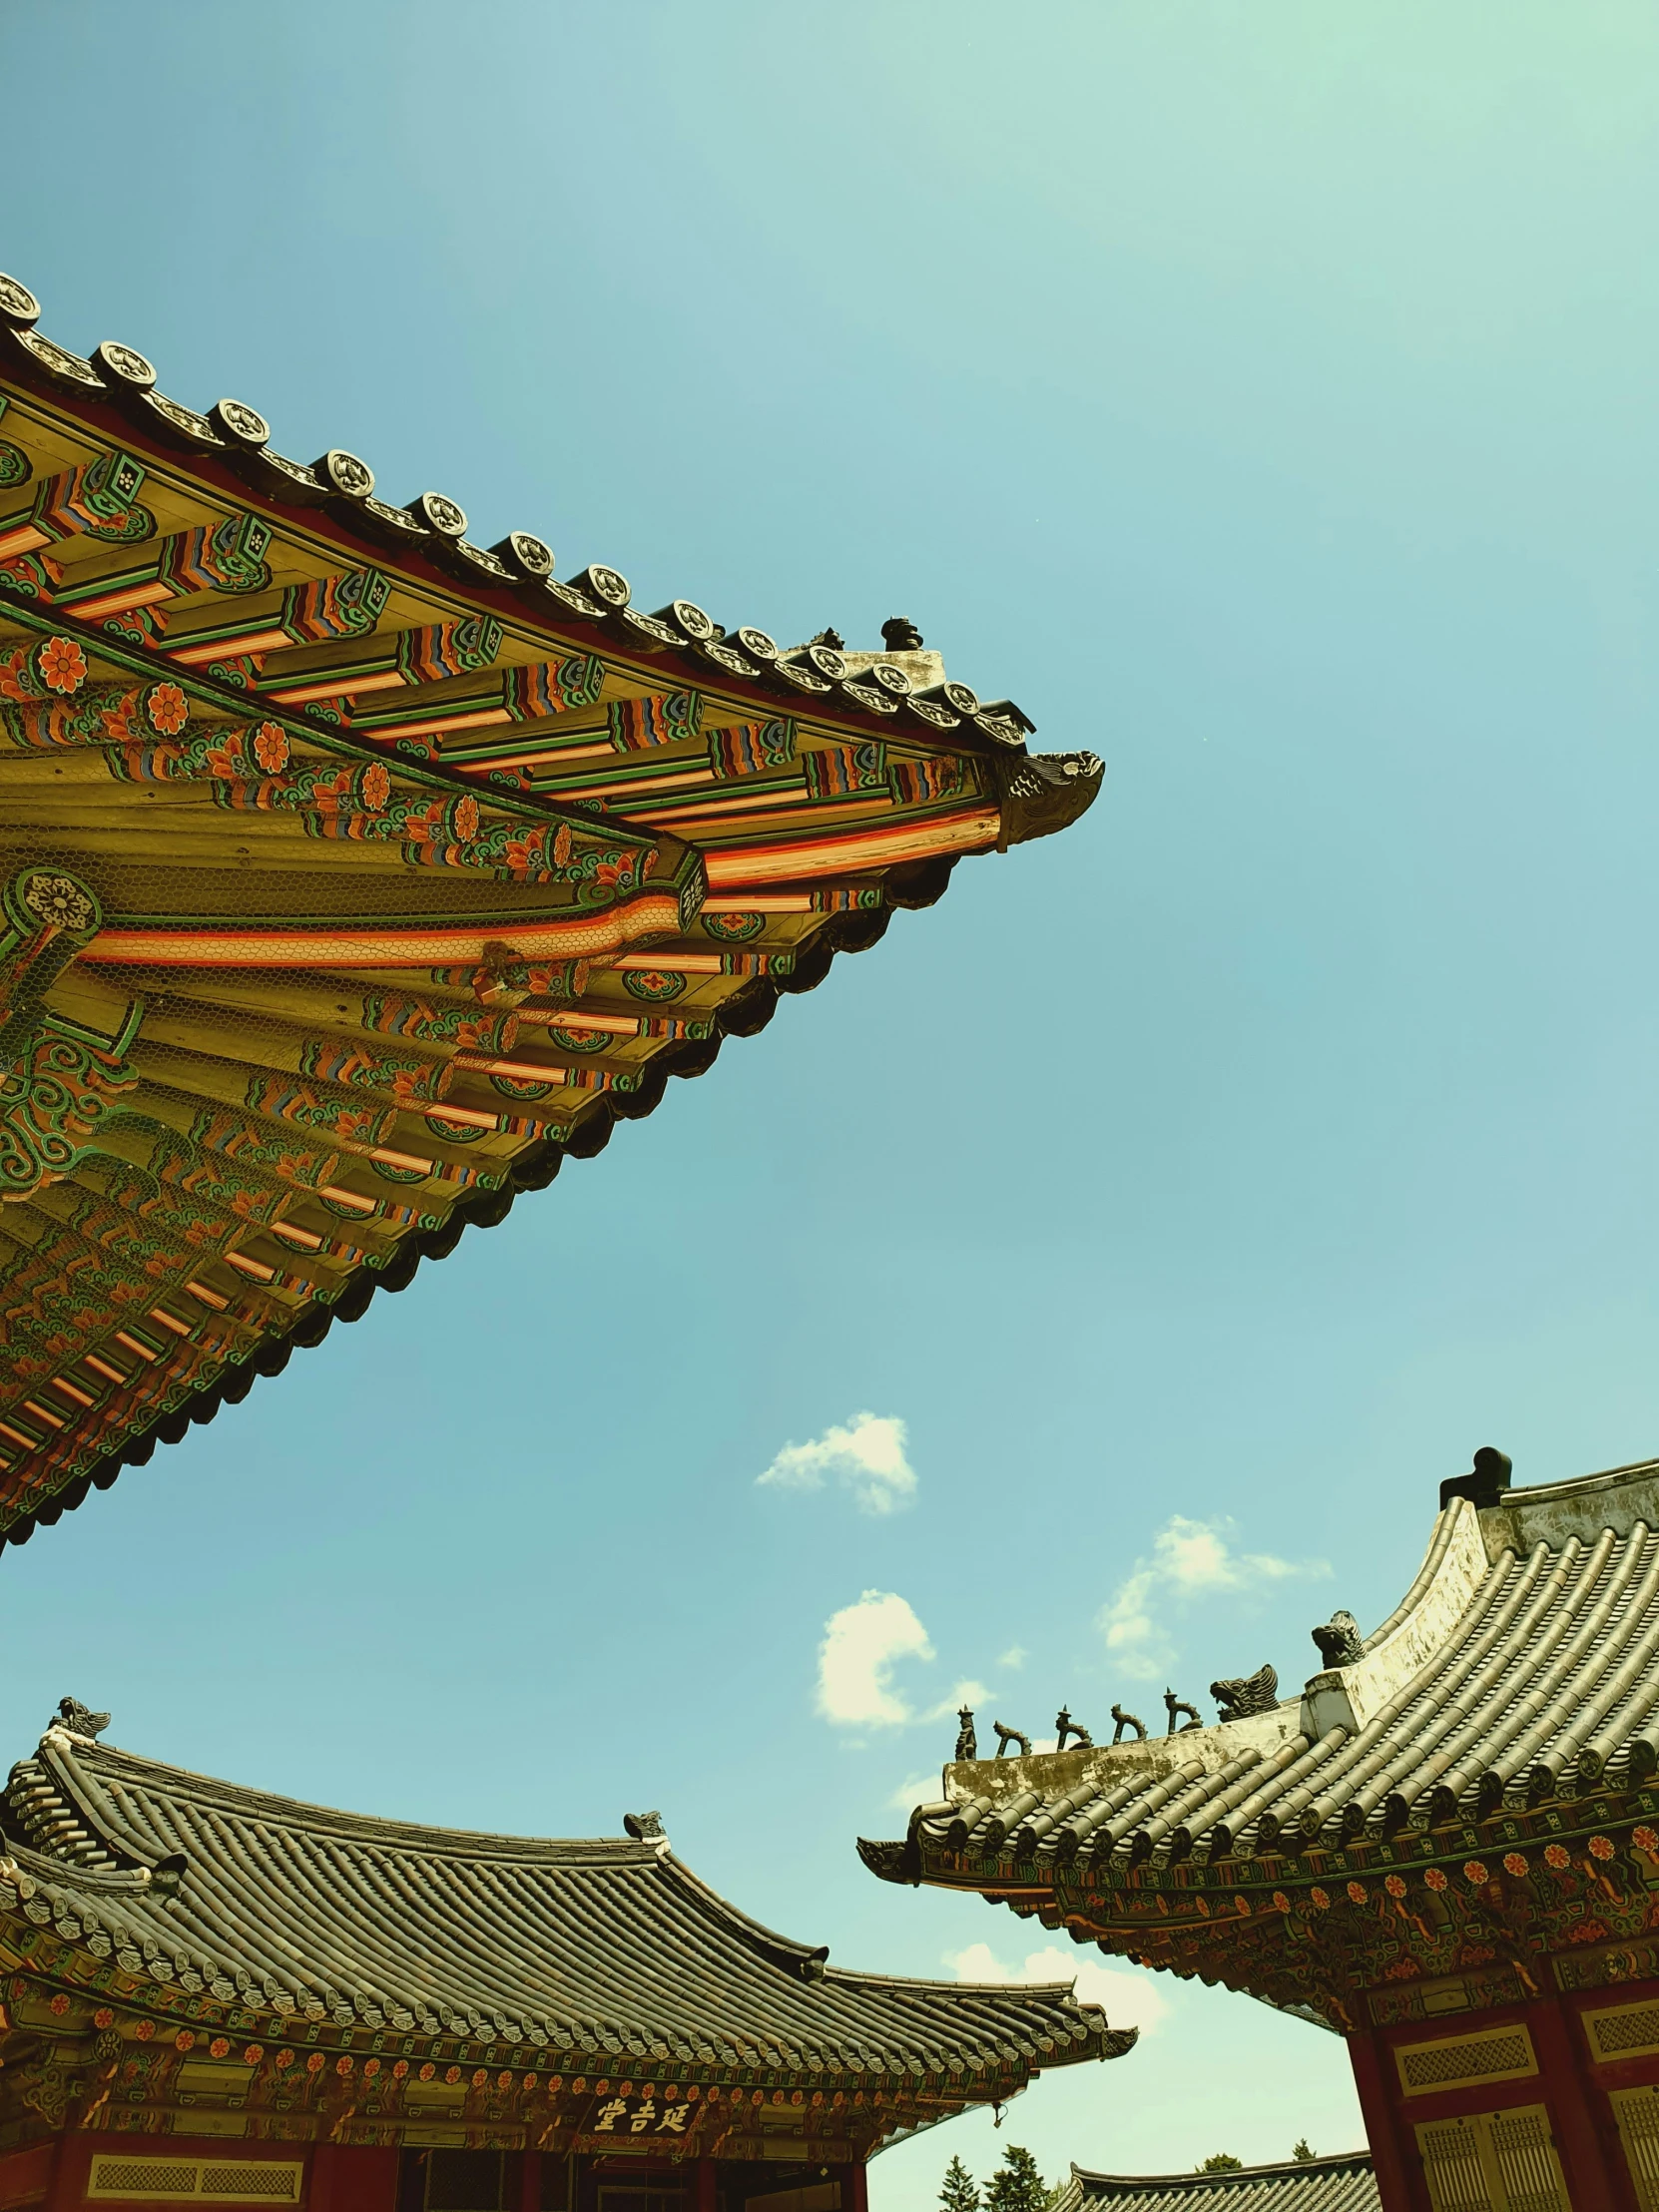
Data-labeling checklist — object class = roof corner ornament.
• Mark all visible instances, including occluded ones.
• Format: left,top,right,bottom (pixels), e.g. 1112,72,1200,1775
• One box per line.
1439,1445,1513,1512
1311,1611,1364,1668
1055,1707,1093,1752
1163,1690,1203,1735
808,627,845,652
1211,1665,1279,1722
992,1721,1032,1758
994,751,1104,848
880,616,924,652
623,1811,665,1842
1110,1703,1147,1745
50,1697,109,1742
954,1707,977,1761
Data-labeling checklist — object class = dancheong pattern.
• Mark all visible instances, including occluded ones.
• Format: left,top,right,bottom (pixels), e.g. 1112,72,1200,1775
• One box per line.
0,267,1100,1539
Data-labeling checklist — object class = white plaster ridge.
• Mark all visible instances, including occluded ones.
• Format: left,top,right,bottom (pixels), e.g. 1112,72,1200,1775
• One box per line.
1480,1456,1659,1557
1300,1499,1488,1739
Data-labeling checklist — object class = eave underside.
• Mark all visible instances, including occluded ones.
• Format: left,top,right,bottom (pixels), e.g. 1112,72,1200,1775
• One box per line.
0,294,1101,1537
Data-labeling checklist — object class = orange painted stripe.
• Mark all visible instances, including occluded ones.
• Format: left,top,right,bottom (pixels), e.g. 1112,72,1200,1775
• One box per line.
149,1308,193,1338
167,627,292,665
453,741,612,772
68,578,174,621
701,806,999,887
223,1250,276,1283
49,1378,96,1408
22,1400,65,1431
266,669,406,705
269,1221,324,1252
451,1052,576,1084
359,706,512,740
113,1332,159,1363
84,1355,128,1385
0,523,49,560
184,1279,231,1311
87,892,689,969
0,1420,39,1450
319,1184,376,1214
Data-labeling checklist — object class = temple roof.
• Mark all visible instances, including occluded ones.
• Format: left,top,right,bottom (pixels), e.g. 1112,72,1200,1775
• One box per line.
860,1454,1659,2029
867,1455,1659,1879
1053,2154,1378,2211
0,1719,1130,2092
0,268,1101,1543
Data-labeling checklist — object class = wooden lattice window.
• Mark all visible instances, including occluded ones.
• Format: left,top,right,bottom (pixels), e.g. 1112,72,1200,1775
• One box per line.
84,2156,302,2204
1412,2105,1568,2212
1584,1999,1659,2063
1610,2083,1659,2211
1395,2024,1538,2097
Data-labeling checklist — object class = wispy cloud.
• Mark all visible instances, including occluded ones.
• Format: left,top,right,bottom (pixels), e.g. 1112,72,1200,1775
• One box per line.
817,1590,933,1728
888,1772,938,1813
757,1412,917,1516
1098,1514,1328,1681
998,1644,1029,1671
922,1677,992,1723
945,1941,1172,2035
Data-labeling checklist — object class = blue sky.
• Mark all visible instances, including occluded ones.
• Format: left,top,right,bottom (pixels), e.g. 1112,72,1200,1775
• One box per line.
7,0,1659,2189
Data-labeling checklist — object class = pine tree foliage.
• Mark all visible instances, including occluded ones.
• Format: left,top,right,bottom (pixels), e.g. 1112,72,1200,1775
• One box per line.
1197,2154,1244,2172
1292,2140,1316,2163
985,2143,1050,2212
939,2156,981,2212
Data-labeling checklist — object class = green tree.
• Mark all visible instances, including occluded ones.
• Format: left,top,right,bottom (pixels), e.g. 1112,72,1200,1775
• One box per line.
940,2157,981,2212
1292,2141,1315,2163
985,2144,1050,2212
1197,2155,1244,2172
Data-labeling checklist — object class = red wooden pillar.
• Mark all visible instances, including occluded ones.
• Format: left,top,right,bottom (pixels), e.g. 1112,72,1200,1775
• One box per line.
1530,1994,1636,2212
1348,2028,1428,2212
311,2142,398,2212
696,2156,717,2212
841,2163,868,2212
522,2149,543,2212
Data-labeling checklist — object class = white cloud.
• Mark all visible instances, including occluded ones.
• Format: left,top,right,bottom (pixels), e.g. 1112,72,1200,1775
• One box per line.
998,1644,1029,1671
817,1590,934,1728
922,1677,993,1723
945,1941,1172,2035
888,1772,938,1813
1098,1515,1329,1681
756,1411,917,1515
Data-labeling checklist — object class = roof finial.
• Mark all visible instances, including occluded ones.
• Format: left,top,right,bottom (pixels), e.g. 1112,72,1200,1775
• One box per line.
880,616,923,652
623,1811,665,1841
1439,1445,1513,1511
50,1697,109,1742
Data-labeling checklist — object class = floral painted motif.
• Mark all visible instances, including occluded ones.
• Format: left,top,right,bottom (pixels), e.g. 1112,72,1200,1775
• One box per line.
1590,1835,1616,1861
253,722,289,772
175,2030,196,2052
210,2037,230,2058
1310,1887,1331,1911
1464,1861,1489,1886
305,2053,323,2074
1385,1875,1407,1899
1503,1853,1528,1877
1545,1844,1571,1871
276,2050,293,2070
148,682,188,735
38,637,87,694
1347,1882,1367,1905
1423,1867,1448,1891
